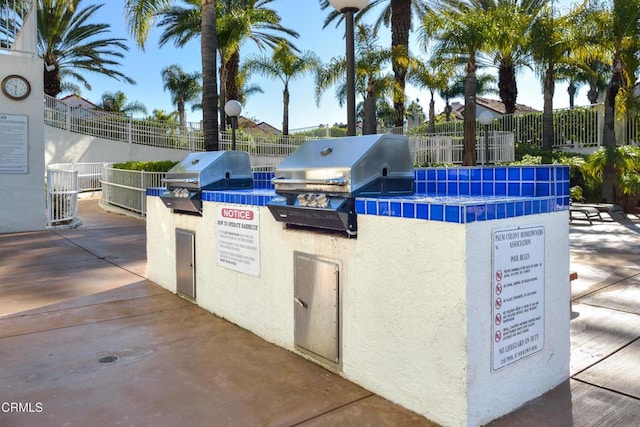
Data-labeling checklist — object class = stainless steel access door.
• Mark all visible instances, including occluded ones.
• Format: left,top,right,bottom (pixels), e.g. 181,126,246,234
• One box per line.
176,229,196,300
294,252,340,365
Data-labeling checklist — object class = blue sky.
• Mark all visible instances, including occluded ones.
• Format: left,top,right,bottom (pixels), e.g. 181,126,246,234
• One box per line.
77,0,580,130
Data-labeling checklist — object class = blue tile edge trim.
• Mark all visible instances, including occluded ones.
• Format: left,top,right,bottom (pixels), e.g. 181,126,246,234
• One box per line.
148,166,570,223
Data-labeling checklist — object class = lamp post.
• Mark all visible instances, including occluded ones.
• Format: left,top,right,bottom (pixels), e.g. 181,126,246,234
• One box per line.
478,111,494,166
224,100,242,151
329,0,369,136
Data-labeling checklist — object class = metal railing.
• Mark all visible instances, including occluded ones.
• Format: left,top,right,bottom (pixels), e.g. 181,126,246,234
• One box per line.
46,166,78,227
412,131,515,165
101,167,166,217
48,162,105,191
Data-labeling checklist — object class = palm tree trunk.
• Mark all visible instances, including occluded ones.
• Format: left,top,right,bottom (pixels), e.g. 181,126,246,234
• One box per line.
282,84,290,136
463,54,477,166
390,0,411,128
43,63,61,97
202,0,219,151
219,59,227,131
567,82,576,109
601,52,623,203
178,99,186,134
542,64,555,151
225,50,240,123
428,90,435,135
363,96,377,135
363,77,377,135
498,62,517,115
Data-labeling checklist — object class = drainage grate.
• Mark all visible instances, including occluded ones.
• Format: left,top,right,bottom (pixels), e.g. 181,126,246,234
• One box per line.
98,355,119,364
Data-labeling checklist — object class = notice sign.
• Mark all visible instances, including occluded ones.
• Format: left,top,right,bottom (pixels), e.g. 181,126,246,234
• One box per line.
0,114,28,173
217,206,260,277
492,226,545,371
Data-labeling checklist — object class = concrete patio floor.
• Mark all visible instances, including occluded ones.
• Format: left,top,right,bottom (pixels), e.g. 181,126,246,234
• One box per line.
1,197,639,426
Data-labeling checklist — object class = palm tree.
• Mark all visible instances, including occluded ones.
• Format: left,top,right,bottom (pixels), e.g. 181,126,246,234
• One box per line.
97,91,147,116
155,0,298,128
126,0,219,151
22,0,135,97
407,55,454,134
478,0,546,116
584,0,640,202
147,109,179,123
315,24,392,135
319,0,431,128
528,4,577,151
423,1,493,166
161,64,202,132
244,41,321,135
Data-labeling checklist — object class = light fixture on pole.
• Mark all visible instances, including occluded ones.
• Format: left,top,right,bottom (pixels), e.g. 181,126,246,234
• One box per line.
478,111,494,166
329,0,369,137
224,100,242,151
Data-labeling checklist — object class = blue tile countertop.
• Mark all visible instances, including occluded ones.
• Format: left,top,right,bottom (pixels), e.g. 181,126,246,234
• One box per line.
148,165,570,224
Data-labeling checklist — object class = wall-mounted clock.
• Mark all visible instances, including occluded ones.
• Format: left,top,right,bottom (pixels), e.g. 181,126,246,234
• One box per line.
1,74,31,100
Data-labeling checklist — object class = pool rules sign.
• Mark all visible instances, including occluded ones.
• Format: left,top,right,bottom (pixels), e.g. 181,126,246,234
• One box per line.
216,206,260,277
491,226,545,371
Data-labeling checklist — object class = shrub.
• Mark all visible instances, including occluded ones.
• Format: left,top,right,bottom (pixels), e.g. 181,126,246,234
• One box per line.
112,160,178,172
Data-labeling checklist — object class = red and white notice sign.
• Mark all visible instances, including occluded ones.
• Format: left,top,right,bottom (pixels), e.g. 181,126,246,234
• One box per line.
491,226,545,371
216,205,260,277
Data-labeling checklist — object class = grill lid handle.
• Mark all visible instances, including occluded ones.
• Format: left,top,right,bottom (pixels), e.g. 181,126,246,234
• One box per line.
162,178,199,184
271,177,347,186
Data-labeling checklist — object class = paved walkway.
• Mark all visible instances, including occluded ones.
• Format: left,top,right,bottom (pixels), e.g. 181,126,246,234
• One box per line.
1,198,639,426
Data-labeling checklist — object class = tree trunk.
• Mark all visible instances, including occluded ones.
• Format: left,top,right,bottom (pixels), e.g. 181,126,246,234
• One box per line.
390,0,411,128
567,82,576,109
201,0,219,151
462,54,477,166
225,51,240,107
178,99,186,134
43,63,61,97
601,52,623,203
428,90,435,135
363,77,377,135
498,61,517,115
541,63,555,151
219,60,226,132
282,84,289,136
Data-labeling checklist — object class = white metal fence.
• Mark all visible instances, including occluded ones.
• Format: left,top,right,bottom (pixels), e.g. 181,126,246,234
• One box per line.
101,167,166,217
412,131,514,165
48,162,105,191
46,166,78,227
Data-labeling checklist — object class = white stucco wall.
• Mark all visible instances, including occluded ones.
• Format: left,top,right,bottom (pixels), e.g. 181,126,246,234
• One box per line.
44,125,191,166
0,54,46,233
146,197,570,426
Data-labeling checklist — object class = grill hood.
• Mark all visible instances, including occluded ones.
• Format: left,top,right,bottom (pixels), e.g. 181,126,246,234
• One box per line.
161,151,253,214
268,134,414,236
271,134,414,197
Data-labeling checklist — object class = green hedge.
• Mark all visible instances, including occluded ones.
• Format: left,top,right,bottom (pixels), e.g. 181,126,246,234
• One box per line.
112,160,178,172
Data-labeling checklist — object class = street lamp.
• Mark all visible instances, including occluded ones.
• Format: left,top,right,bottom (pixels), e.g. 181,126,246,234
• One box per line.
478,111,494,166
329,0,369,136
224,100,242,151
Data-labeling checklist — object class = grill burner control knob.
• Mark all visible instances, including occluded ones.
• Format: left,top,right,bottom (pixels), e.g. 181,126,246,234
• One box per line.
173,188,190,198
296,193,329,208
316,194,329,208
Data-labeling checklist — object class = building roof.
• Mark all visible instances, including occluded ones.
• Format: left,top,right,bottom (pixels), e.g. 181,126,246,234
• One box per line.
450,97,539,116
59,94,98,109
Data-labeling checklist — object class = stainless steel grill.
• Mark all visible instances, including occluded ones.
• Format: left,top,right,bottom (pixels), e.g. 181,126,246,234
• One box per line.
267,134,414,236
160,151,253,214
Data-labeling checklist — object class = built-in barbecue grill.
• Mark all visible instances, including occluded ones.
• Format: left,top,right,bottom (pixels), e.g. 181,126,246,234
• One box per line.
160,151,253,214
267,134,414,236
